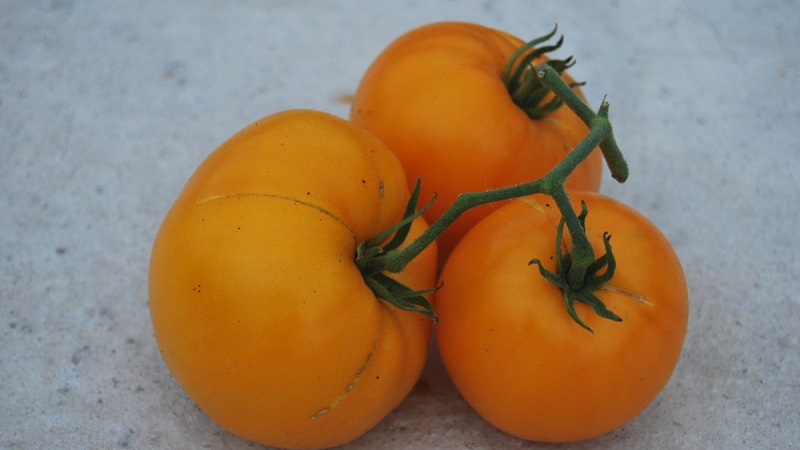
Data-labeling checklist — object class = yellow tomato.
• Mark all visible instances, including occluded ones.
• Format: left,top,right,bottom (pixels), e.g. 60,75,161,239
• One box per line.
351,22,603,262
436,192,688,442
149,110,437,449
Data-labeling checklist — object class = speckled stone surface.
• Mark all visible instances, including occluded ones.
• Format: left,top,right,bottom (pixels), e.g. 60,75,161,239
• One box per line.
1,1,798,448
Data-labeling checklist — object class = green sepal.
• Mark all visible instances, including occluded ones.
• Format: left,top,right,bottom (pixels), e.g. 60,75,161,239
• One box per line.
503,25,560,87
577,291,622,324
357,178,439,320
564,291,592,333
364,178,430,250
529,206,621,333
364,273,439,321
585,232,616,287
503,25,583,119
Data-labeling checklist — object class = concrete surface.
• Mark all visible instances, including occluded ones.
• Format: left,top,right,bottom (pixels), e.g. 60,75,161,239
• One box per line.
1,0,798,448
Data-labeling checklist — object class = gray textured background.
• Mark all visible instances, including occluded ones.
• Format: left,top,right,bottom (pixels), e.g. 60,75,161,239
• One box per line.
2,1,798,448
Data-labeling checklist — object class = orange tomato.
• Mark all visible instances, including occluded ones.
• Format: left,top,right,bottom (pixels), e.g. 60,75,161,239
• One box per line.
435,192,688,442
351,22,604,261
149,110,437,449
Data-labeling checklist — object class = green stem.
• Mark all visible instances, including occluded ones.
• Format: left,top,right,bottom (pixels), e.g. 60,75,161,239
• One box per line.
536,65,629,183
377,97,615,275
536,64,595,124
550,187,593,287
360,58,629,324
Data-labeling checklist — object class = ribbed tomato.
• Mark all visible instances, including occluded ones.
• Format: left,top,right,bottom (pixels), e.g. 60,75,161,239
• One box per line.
149,109,437,449
351,22,603,261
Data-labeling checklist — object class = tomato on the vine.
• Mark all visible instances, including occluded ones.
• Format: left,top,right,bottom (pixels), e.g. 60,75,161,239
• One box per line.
351,22,604,261
435,192,688,442
149,109,437,449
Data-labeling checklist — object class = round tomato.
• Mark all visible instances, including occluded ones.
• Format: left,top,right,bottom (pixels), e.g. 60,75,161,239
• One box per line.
351,22,604,261
435,192,688,442
149,109,437,449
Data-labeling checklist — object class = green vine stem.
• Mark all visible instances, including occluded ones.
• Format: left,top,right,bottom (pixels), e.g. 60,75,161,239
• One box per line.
535,64,629,184
386,109,606,272
358,63,628,326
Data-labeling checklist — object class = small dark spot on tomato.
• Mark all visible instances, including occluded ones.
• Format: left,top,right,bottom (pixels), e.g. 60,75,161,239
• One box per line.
307,191,311,195
375,376,381,380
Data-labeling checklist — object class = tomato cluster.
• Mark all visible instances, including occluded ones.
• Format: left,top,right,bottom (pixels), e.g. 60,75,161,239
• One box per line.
149,21,688,449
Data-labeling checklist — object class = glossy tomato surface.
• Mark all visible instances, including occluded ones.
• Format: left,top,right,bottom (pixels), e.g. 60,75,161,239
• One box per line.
149,110,437,449
351,22,603,261
435,193,688,442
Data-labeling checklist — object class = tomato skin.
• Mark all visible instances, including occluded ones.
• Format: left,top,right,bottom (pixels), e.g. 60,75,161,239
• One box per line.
351,22,604,261
435,193,688,443
148,110,437,449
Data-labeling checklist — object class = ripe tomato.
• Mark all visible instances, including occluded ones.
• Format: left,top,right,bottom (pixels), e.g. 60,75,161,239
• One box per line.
435,192,688,442
149,110,437,449
351,22,604,261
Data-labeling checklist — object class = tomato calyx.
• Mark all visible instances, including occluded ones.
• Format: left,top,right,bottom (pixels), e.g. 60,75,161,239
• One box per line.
503,25,585,119
356,179,440,321
529,202,621,333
